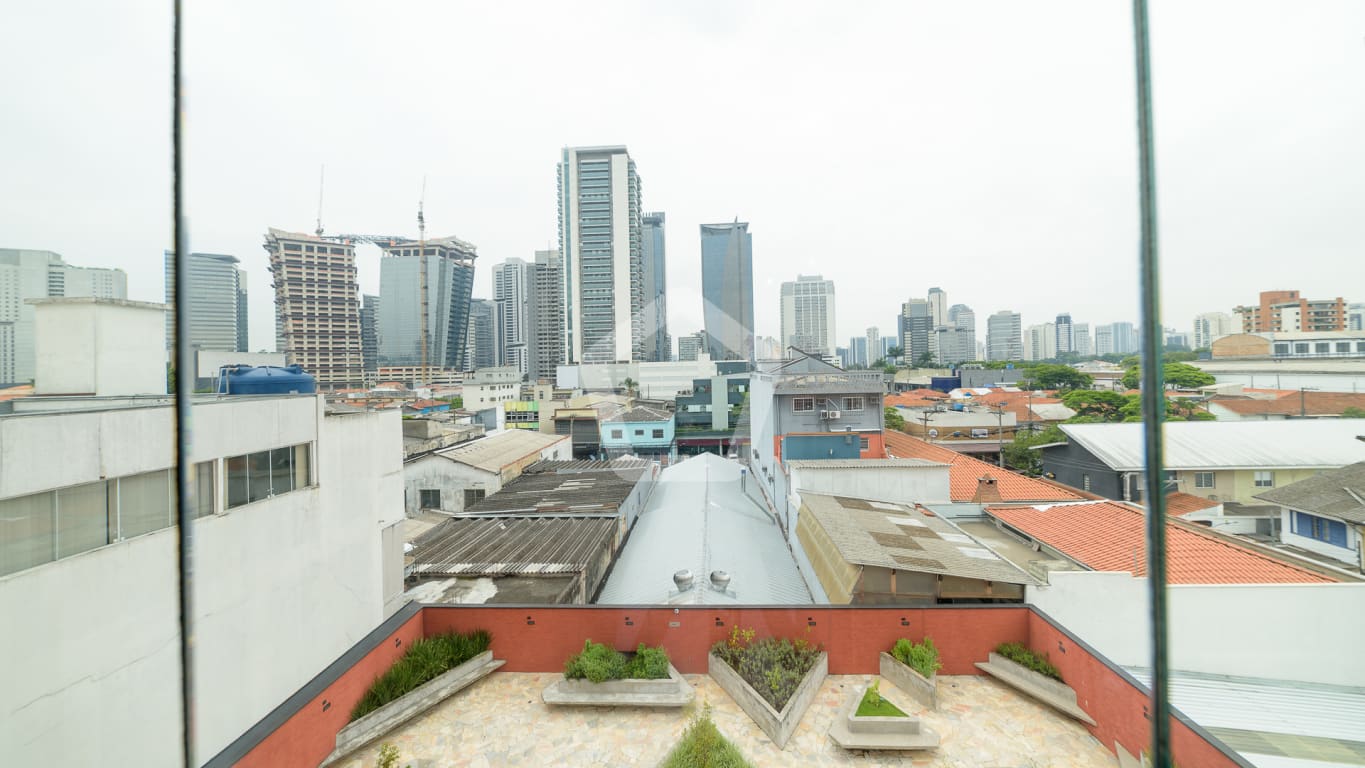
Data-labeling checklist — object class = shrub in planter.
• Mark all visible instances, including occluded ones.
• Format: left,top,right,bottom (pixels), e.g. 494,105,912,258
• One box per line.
710,627,822,712
659,703,754,768
891,637,942,680
855,680,907,718
563,639,671,682
351,629,492,721
995,642,1062,682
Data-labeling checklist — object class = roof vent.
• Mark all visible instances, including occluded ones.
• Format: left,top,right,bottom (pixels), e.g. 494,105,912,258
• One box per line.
673,569,695,592
709,570,731,591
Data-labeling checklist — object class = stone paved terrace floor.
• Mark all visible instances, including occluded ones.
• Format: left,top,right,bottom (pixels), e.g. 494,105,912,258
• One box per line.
337,673,1117,768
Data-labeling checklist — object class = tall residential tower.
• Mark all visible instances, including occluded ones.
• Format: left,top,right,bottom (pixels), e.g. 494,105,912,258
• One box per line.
163,251,247,353
640,212,669,362
781,275,837,358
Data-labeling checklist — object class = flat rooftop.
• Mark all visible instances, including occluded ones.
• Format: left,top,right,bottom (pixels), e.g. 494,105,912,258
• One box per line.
331,672,1116,767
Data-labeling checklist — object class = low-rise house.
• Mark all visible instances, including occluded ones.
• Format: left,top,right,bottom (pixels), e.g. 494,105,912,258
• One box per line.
986,500,1339,584
1255,461,1365,570
1205,388,1365,421
599,405,675,459
883,430,1084,503
1037,420,1365,504
401,429,570,516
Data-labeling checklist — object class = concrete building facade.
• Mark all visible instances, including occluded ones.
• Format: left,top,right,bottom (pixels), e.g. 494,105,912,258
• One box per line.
263,229,363,387
493,257,532,376
0,248,127,384
530,249,565,381
163,251,247,354
376,235,477,373
1193,311,1235,350
1235,290,1346,333
986,310,1022,362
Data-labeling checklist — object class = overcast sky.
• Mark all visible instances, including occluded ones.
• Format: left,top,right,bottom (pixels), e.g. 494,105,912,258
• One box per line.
3,1,1362,353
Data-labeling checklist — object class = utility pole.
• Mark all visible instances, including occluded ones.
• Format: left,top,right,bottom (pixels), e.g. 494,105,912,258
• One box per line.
1300,386,1318,418
993,403,1007,468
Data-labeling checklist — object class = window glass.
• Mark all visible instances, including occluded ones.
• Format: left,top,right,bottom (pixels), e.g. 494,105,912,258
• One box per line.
192,461,215,518
248,451,272,502
226,455,250,508
419,489,441,508
793,397,813,412
843,396,864,411
118,470,173,539
1195,472,1214,488
0,492,55,576
611,429,623,439
1254,471,1274,488
56,481,111,557
270,447,294,495
652,429,664,438
294,444,310,488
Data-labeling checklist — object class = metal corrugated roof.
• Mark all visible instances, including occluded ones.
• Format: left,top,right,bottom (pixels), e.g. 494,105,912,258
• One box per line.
596,453,812,605
432,430,568,473
1059,420,1365,471
408,516,617,577
801,492,1038,585
462,465,649,514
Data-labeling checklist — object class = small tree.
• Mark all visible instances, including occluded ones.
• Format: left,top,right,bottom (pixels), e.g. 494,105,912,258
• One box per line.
1061,390,1129,422
914,351,936,368
1345,406,1365,418
1022,364,1093,391
887,346,904,365
884,406,905,431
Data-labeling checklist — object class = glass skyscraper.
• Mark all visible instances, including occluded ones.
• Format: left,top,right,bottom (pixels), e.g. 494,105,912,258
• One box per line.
640,212,669,362
699,221,754,361
375,236,477,371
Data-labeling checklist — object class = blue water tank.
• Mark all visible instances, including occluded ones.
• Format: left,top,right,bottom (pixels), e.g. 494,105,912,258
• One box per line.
930,376,961,393
217,365,317,395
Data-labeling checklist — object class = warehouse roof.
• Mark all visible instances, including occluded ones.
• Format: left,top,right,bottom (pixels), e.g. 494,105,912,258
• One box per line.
431,430,568,474
801,492,1037,585
1255,461,1365,524
1057,420,1365,471
407,516,616,578
597,453,810,605
461,461,650,515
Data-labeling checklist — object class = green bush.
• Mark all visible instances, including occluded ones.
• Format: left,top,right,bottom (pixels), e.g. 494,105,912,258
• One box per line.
660,703,754,768
351,629,492,721
995,642,1063,682
855,683,907,718
710,627,822,712
563,640,670,682
891,636,942,679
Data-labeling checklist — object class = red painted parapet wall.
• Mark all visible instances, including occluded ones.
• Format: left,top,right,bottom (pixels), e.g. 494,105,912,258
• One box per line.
221,605,1246,768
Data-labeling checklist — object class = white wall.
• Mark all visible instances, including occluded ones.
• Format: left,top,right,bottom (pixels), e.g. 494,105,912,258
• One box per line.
1028,571,1365,687
0,396,405,765
33,299,167,397
403,455,499,516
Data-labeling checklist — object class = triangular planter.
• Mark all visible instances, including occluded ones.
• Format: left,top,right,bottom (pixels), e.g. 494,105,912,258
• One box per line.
708,650,827,750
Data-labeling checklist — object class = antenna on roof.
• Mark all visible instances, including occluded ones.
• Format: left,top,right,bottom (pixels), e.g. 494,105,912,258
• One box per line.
314,165,325,236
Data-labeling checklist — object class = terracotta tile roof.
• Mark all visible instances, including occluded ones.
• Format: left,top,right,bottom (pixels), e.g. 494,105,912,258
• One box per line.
884,391,949,408
986,501,1334,584
975,390,1067,422
407,399,445,409
882,430,1083,502
1211,391,1365,417
1165,492,1221,517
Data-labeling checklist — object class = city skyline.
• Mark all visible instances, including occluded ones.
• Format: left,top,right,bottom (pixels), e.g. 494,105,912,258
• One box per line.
4,2,1361,355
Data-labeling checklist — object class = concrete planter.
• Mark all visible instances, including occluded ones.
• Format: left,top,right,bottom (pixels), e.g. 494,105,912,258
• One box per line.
708,650,828,750
828,684,939,751
975,651,1095,725
879,651,937,710
321,650,504,767
541,663,694,707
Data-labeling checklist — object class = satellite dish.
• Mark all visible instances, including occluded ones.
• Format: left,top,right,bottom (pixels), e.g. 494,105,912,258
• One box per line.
928,428,939,437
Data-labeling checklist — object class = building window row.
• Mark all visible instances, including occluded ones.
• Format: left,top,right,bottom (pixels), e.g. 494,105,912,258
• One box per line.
0,464,213,578
1291,510,1348,548
225,444,312,509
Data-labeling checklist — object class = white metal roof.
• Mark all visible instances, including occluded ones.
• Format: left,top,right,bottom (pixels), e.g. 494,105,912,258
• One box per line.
1059,420,1365,471
431,430,568,473
596,453,812,605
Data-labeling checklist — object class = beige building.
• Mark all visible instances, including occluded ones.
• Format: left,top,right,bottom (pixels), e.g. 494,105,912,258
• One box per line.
264,228,363,387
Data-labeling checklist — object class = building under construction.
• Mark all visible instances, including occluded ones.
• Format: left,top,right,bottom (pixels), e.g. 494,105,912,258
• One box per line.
264,228,364,388
375,235,477,375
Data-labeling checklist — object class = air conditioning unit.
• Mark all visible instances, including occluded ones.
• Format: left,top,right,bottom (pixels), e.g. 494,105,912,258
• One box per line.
819,410,830,419
827,410,841,420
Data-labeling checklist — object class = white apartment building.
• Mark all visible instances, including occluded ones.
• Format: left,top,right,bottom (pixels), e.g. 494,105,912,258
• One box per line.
780,274,837,357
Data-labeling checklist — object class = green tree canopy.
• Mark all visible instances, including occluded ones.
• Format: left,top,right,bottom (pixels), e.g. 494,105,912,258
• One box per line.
1020,364,1094,391
884,406,906,431
1122,362,1215,391
1061,390,1129,422
1342,406,1365,419
1002,424,1066,475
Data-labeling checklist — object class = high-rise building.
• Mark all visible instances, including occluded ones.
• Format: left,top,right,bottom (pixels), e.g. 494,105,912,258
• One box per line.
986,310,1022,362
530,249,565,381
360,294,379,373
848,336,868,367
493,258,532,376
1095,325,1115,355
677,330,707,362
900,298,932,364
557,145,643,364
755,335,782,361
1025,323,1057,361
934,304,977,365
781,275,837,358
1192,311,1235,349
1234,290,1346,333
464,298,500,371
0,248,128,384
1166,331,1192,350
264,229,364,387
927,287,948,328
375,235,477,373
699,221,755,361
1110,321,1138,355
640,212,669,362
865,327,881,366
1073,322,1092,357
1055,313,1074,355
163,251,247,353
